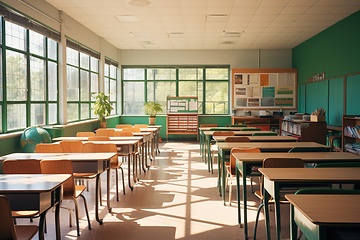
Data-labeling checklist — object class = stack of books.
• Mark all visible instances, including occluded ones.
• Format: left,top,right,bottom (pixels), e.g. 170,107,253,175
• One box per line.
345,143,360,155
344,126,360,138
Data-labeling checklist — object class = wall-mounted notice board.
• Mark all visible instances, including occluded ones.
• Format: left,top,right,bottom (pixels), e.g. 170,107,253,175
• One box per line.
231,68,297,109
167,96,198,114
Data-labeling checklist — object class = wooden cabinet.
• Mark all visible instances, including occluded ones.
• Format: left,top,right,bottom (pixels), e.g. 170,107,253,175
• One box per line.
280,119,327,144
342,115,360,154
232,116,282,132
166,114,198,139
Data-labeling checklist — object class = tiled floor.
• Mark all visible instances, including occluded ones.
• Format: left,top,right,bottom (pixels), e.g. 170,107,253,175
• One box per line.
18,141,291,240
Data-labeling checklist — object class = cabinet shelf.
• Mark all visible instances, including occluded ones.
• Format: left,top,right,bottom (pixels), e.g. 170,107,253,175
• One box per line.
167,114,198,138
280,119,327,144
232,116,281,132
342,115,360,154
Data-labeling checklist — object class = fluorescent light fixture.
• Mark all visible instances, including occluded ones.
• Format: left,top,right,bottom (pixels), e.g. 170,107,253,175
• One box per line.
168,32,185,38
222,31,241,37
127,0,152,7
206,14,228,22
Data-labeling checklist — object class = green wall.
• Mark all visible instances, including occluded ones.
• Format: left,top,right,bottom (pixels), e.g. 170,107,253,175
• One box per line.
293,10,360,123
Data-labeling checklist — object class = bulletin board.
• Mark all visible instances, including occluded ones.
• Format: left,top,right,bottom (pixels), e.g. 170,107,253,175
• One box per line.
167,96,198,114
232,68,297,109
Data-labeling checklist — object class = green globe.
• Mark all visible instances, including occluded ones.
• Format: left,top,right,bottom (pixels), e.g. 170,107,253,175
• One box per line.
19,127,52,153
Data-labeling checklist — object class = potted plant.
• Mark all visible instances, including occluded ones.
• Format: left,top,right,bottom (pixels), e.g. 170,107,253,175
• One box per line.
93,92,113,128
144,101,163,125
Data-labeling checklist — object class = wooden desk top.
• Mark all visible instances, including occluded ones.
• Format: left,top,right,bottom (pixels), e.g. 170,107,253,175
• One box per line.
233,152,360,163
53,136,143,141
213,135,297,142
259,168,360,182
200,127,261,131
203,130,276,136
217,141,327,150
0,174,70,192
285,194,360,224
1,152,116,161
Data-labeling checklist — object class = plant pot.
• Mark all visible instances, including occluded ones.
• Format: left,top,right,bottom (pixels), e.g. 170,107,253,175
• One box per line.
149,117,156,125
99,121,107,128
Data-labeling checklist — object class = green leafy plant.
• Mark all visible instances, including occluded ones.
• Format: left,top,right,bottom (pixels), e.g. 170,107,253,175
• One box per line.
144,101,163,117
93,92,113,122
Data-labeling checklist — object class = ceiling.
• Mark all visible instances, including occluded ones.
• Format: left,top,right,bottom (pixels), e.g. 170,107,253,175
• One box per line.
43,0,360,50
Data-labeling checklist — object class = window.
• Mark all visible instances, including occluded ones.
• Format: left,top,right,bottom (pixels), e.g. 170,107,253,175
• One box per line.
0,16,59,132
104,59,118,116
66,44,99,122
122,66,229,115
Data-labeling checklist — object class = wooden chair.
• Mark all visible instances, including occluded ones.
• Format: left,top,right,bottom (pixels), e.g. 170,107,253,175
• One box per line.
76,131,95,137
59,140,84,153
115,124,133,129
0,195,39,240
288,146,331,168
133,124,148,128
83,142,126,201
225,147,260,205
114,131,133,136
96,128,115,137
35,143,63,153
240,128,261,131
226,147,261,205
40,160,91,236
210,131,235,173
253,157,304,240
224,136,250,142
88,136,111,141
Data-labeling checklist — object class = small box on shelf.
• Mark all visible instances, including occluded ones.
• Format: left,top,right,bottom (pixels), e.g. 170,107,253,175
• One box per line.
310,115,326,122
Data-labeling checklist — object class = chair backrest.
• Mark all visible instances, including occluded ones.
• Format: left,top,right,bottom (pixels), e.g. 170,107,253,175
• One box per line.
133,124,148,128
40,160,75,198
76,131,95,137
213,131,235,136
116,124,133,129
96,128,115,137
225,136,250,142
209,128,233,131
252,132,278,136
92,143,119,168
114,131,133,136
2,159,41,174
288,147,331,152
230,148,261,175
35,143,64,153
0,195,21,239
200,124,218,127
88,136,110,141
59,140,84,153
226,124,247,127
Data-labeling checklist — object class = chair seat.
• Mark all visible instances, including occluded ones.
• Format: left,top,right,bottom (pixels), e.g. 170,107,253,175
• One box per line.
73,173,97,178
12,210,40,218
15,225,39,240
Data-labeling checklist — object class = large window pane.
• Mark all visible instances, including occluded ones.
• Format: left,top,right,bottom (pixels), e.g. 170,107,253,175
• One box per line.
5,22,25,50
205,82,228,114
48,61,58,101
6,50,27,101
31,103,46,126
30,57,46,101
67,65,79,101
29,30,45,56
147,81,176,108
123,82,144,114
110,80,117,101
206,68,228,80
81,103,90,120
91,57,98,72
179,68,203,80
48,103,57,124
147,68,176,80
47,38,57,60
7,104,26,130
80,70,90,101
67,103,79,122
80,52,89,70
91,73,98,97
66,47,78,66
123,68,144,80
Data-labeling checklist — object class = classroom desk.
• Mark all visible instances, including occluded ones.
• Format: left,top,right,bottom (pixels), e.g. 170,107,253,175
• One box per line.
147,125,162,155
216,142,329,203
1,152,115,225
199,127,264,162
213,135,298,142
203,130,278,171
285,194,360,240
0,174,70,240
233,151,360,239
259,168,360,240
89,140,140,190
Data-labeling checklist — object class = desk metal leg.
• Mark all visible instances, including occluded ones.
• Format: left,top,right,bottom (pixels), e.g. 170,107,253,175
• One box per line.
54,203,61,239
39,212,46,240
236,169,242,227
242,170,248,238
95,174,103,224
264,188,271,240
218,150,222,196
128,154,133,191
274,184,282,240
107,168,111,213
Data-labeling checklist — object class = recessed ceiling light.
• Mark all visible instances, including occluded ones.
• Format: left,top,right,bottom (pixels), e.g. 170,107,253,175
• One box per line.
115,15,139,23
220,41,235,45
222,31,241,38
168,32,185,38
206,14,228,22
126,0,152,7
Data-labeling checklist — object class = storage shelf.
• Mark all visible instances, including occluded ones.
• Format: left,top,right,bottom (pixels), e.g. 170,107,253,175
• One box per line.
342,115,360,154
167,114,198,139
280,119,327,144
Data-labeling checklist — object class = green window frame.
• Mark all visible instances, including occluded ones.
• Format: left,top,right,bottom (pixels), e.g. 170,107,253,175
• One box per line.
104,59,118,117
122,66,229,115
